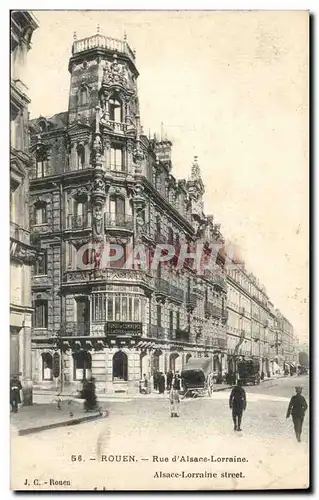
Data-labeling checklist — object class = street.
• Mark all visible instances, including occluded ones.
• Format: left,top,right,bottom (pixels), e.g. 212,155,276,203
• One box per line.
11,376,309,491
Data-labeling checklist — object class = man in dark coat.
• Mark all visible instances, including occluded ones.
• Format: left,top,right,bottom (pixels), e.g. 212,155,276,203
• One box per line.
286,386,308,442
166,370,173,391
158,372,165,394
229,380,246,431
153,371,159,391
10,375,22,413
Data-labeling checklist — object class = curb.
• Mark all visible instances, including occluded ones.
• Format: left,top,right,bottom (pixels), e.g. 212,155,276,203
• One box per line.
16,412,105,436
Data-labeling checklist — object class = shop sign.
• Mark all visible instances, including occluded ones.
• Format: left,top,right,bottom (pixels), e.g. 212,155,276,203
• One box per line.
106,322,142,337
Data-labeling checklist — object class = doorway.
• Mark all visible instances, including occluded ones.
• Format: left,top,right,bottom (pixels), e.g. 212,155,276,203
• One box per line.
113,351,128,381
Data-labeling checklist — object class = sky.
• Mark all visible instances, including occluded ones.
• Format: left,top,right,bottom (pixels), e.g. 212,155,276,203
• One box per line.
25,10,309,341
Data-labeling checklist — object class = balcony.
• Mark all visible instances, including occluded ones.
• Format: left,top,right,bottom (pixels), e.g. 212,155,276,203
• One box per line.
10,222,29,245
204,302,222,319
211,274,227,291
186,292,197,310
66,215,90,230
63,268,153,288
103,120,127,135
32,328,50,339
193,285,205,297
72,34,136,64
175,328,190,343
60,322,91,337
155,278,170,295
211,337,227,349
104,212,133,231
169,284,184,303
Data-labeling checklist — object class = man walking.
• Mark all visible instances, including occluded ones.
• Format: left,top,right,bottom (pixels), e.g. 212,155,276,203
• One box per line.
229,380,246,431
166,370,173,391
286,386,308,442
170,373,181,417
10,374,22,413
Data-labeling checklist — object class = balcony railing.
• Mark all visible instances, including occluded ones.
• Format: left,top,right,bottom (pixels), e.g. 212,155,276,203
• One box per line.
186,293,197,309
155,278,170,295
66,215,90,230
211,274,227,290
104,120,127,134
209,337,227,349
170,284,184,302
149,324,166,339
175,328,190,343
60,322,91,337
10,222,30,245
104,212,133,231
63,268,153,287
204,302,222,319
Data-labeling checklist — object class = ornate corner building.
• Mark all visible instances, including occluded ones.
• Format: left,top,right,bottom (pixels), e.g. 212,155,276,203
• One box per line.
29,31,229,394
10,11,39,404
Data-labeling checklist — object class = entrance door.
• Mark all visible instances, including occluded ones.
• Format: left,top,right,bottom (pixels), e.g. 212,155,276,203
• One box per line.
76,297,90,336
113,351,128,381
10,328,20,376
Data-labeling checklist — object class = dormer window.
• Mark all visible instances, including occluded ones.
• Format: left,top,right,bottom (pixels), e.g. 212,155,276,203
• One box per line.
109,97,122,122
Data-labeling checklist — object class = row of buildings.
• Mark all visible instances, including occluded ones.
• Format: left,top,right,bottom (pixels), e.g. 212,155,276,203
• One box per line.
10,15,298,399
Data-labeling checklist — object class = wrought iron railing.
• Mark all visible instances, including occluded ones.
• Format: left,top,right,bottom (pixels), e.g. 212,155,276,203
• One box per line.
104,212,133,230
67,215,89,230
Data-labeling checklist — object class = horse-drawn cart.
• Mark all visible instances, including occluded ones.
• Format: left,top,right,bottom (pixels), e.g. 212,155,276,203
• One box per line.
181,358,214,398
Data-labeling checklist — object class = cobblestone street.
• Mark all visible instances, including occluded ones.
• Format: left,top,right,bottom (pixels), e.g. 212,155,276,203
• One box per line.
11,376,309,491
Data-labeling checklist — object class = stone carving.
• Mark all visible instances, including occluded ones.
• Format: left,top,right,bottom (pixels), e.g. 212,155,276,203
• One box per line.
93,204,104,236
102,55,129,90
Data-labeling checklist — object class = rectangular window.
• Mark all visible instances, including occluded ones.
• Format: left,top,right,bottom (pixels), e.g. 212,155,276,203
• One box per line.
122,296,128,321
107,296,113,321
34,300,48,328
36,206,47,225
134,297,140,322
110,147,124,171
114,296,121,321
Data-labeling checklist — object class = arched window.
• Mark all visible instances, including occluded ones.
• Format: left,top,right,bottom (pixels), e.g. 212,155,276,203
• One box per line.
79,86,88,106
113,351,128,381
109,97,122,122
76,144,85,169
73,351,92,381
42,352,53,380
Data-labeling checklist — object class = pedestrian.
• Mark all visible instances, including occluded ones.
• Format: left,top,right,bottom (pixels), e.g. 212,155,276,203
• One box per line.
170,373,181,417
158,372,165,394
286,386,308,442
229,379,247,432
10,374,22,413
166,370,173,391
153,371,159,391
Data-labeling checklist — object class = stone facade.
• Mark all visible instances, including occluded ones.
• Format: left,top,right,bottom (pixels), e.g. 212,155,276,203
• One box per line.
28,30,297,393
10,11,38,404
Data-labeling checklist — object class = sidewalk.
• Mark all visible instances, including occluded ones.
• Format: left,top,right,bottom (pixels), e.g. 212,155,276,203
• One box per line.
33,375,286,403
11,400,105,436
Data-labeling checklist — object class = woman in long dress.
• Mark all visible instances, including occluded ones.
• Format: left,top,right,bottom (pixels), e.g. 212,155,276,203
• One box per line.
169,374,181,417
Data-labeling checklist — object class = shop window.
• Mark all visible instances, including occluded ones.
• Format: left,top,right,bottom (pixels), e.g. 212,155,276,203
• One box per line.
42,353,53,380
34,300,48,328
